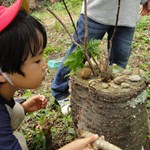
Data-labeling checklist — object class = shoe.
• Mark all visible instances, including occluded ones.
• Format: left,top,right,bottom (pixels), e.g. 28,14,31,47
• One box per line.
57,96,71,115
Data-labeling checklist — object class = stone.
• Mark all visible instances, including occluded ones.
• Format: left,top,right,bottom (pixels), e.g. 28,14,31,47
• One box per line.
102,83,109,89
121,83,130,88
129,75,141,82
123,69,132,75
113,76,125,85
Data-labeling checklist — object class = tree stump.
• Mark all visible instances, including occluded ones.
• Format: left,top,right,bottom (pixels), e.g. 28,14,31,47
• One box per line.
70,72,149,150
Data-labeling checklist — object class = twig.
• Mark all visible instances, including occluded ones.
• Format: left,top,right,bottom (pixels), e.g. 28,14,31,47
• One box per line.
100,0,121,82
83,0,97,76
62,0,83,44
108,0,121,59
47,8,81,48
43,121,53,150
91,56,101,72
79,130,122,150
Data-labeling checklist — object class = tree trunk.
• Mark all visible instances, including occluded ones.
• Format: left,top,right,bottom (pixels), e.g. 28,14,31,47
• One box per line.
70,72,149,150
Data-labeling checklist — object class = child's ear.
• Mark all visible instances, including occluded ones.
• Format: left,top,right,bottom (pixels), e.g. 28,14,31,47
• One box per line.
0,74,6,83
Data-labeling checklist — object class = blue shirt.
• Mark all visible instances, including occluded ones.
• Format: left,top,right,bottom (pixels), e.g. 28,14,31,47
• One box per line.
0,95,22,150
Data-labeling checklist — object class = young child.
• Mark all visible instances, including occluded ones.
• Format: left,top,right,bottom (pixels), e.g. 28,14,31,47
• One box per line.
0,0,98,149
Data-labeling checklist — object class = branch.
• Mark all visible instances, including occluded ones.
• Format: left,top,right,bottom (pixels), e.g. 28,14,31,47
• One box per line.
62,0,83,44
47,8,81,48
108,0,121,59
92,137,122,150
42,121,53,150
83,0,97,77
91,56,101,72
79,130,122,150
100,0,121,82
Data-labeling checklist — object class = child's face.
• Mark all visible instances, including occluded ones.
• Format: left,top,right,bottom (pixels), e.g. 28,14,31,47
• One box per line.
8,49,47,89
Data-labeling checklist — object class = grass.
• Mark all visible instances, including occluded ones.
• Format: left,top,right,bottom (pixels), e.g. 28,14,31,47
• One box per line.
17,1,150,149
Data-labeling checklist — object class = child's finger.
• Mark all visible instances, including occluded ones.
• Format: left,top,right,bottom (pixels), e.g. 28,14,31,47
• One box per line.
39,95,45,99
83,134,99,146
51,0,55,4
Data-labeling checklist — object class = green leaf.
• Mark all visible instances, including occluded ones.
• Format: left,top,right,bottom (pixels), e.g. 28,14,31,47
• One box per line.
63,39,100,74
87,39,100,57
63,46,84,73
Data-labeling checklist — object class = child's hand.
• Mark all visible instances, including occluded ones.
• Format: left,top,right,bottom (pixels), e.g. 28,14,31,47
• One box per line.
140,0,150,16
59,134,99,150
21,95,47,113
51,0,55,4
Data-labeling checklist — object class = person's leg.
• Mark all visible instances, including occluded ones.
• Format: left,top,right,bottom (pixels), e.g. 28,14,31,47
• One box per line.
50,44,76,101
51,14,110,101
107,26,135,68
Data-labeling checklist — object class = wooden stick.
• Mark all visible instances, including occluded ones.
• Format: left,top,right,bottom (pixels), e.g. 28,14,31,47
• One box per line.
83,0,97,77
79,130,122,150
92,137,122,150
62,0,82,44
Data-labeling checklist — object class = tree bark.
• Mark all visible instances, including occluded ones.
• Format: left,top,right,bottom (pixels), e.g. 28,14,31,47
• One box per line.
70,73,149,150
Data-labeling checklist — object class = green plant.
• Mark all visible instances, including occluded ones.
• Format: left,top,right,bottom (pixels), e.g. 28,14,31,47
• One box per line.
63,39,100,74
50,0,82,11
43,44,57,58
21,90,32,99
147,88,150,100
31,130,46,150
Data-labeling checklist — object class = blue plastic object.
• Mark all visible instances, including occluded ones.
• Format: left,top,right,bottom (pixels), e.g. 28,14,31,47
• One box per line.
48,57,63,68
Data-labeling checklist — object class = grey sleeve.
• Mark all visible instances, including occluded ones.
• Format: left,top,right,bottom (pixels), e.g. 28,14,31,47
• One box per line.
140,0,148,4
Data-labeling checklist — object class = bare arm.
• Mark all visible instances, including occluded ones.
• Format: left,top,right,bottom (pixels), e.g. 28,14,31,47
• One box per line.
59,135,99,150
21,95,47,113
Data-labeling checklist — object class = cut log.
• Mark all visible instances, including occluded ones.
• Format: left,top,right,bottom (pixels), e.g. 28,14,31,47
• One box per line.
70,72,149,150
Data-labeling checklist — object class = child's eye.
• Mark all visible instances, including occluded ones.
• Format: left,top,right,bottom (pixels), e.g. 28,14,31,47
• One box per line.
35,60,41,63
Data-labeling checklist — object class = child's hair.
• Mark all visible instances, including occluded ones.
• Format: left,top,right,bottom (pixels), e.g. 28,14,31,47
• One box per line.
0,9,47,75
